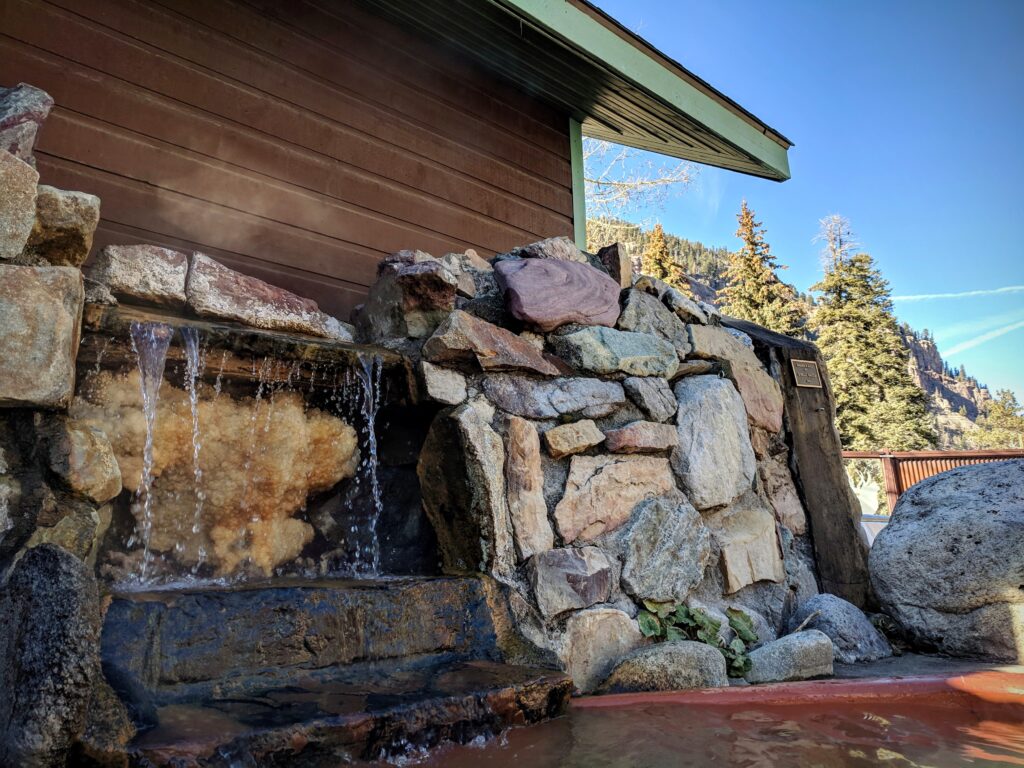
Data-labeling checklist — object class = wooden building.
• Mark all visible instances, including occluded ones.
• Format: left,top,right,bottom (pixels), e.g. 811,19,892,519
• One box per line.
1,0,792,319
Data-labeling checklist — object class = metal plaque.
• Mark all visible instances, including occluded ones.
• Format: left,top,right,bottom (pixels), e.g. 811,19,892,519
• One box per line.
791,359,823,388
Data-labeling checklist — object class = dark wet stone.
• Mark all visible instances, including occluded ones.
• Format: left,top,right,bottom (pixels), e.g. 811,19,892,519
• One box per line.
0,545,101,767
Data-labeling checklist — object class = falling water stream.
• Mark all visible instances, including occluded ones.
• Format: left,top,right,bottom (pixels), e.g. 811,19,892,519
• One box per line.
129,321,174,580
180,327,207,572
355,353,383,576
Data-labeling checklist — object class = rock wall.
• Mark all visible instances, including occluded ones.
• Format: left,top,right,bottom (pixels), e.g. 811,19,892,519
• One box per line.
354,237,824,692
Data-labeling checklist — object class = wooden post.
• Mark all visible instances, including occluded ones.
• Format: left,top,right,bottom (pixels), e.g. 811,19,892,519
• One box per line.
879,456,900,513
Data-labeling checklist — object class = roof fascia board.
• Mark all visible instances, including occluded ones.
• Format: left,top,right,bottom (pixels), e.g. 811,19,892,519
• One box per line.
495,0,791,180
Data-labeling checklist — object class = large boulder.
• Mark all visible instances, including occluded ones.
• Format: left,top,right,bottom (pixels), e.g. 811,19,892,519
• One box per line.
0,151,38,261
601,641,728,693
84,244,189,307
744,630,833,684
869,460,1024,661
0,265,83,408
423,310,559,376
21,186,100,267
187,252,352,340
787,594,891,664
555,607,644,693
687,324,783,433
0,545,101,767
482,374,625,420
494,258,620,331
613,491,712,603
529,546,613,619
550,326,679,378
553,455,675,544
671,375,756,510
0,83,54,166
355,250,458,340
504,416,554,560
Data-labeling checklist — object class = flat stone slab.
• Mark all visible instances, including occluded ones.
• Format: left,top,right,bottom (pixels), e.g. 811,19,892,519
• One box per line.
482,374,625,420
551,326,679,378
127,657,570,766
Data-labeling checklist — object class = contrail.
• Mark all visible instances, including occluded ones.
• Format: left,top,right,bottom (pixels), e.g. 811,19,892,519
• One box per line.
943,318,1024,357
893,285,1024,302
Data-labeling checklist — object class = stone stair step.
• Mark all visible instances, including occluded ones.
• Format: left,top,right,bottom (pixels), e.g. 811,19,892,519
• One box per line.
129,658,571,766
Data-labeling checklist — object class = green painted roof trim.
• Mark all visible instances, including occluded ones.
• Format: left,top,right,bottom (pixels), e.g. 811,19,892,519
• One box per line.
496,0,792,181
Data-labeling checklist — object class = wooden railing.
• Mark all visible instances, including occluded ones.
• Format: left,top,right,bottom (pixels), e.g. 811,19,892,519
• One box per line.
842,450,1024,512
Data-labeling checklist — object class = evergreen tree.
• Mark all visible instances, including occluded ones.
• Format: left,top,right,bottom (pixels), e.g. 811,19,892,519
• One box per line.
810,216,936,451
719,201,806,336
971,389,1024,449
640,223,687,289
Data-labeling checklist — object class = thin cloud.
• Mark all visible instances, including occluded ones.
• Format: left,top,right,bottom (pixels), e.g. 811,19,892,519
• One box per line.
943,319,1024,357
933,307,1024,344
893,285,1024,302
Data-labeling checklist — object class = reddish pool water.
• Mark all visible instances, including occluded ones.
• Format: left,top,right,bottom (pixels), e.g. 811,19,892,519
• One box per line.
412,674,1024,768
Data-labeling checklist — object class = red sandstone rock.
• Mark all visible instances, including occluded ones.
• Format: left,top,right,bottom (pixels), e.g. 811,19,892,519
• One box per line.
186,253,351,340
422,310,559,375
494,258,621,332
603,421,678,454
0,83,53,167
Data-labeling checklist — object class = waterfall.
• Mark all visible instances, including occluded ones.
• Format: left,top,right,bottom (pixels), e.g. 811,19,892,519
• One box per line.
180,327,207,572
355,353,383,576
129,321,174,580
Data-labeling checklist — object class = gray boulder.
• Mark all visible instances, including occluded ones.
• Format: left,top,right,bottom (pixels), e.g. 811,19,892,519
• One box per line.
617,289,692,359
787,594,890,664
671,375,756,510
529,547,613,619
550,326,679,378
601,641,728,693
744,630,833,684
0,545,101,767
0,151,38,261
869,460,1024,661
482,374,625,420
622,376,677,422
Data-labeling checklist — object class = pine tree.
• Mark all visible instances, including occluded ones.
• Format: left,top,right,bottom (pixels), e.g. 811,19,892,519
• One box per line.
971,389,1024,449
640,223,688,290
810,216,936,451
719,201,806,336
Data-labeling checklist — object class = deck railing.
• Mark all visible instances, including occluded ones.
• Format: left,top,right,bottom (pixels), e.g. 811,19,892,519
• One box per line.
841,449,1024,512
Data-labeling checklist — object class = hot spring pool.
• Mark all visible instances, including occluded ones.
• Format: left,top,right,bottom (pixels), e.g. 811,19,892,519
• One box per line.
409,672,1024,767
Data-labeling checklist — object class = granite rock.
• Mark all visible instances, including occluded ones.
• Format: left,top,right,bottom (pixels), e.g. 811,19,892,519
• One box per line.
596,242,632,289
706,491,786,594
22,186,100,267
504,235,589,263
671,376,756,510
0,83,53,166
622,376,677,422
554,455,675,543
482,374,625,420
494,258,621,332
550,326,679,378
354,251,458,340
0,151,38,261
744,630,834,684
617,289,692,359
85,244,188,307
787,594,891,664
0,265,83,408
420,361,467,405
603,420,678,454
633,274,708,325
556,608,644,693
759,454,807,535
529,546,613,619
504,416,555,560
601,641,728,693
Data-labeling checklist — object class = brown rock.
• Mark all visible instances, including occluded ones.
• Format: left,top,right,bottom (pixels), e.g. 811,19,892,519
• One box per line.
0,265,83,408
760,454,808,535
688,324,783,432
85,244,188,307
423,310,559,375
706,491,786,594
0,83,53,167
39,417,122,504
504,416,555,560
672,360,716,379
554,455,675,543
356,252,459,340
22,186,100,267
186,252,347,339
529,547,612,619
603,421,678,454
494,258,621,332
556,607,644,693
0,151,38,261
420,361,468,405
596,242,632,289
543,420,605,459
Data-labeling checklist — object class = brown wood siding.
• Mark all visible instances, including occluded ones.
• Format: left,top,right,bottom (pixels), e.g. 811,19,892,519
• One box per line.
0,0,574,318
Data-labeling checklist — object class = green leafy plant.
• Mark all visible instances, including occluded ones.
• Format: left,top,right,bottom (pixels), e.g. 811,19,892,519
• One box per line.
636,600,759,677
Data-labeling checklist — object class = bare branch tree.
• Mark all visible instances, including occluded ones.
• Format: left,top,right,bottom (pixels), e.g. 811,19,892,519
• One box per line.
815,214,859,268
583,138,696,250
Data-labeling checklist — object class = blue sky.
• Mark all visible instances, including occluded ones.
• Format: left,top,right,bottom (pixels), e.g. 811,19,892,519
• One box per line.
593,0,1024,401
